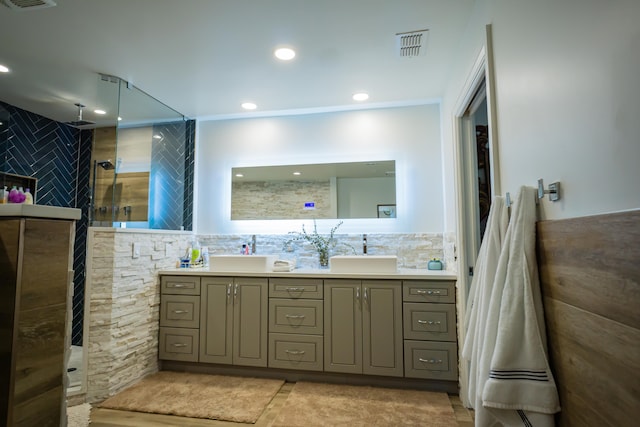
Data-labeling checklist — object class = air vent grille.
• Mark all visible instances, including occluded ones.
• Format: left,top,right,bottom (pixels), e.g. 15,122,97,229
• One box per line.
395,29,429,58
1,0,56,11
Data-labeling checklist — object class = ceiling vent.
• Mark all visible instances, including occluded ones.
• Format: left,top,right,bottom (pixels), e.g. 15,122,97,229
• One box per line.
0,0,56,11
395,29,429,58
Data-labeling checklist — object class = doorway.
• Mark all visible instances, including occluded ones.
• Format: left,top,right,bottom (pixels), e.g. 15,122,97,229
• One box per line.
452,25,501,408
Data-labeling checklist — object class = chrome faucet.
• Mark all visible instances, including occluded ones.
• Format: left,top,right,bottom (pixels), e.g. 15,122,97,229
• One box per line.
251,234,257,255
363,234,367,255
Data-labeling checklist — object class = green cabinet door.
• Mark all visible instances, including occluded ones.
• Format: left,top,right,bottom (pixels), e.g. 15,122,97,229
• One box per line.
362,280,403,377
200,277,234,364
324,280,362,374
233,277,268,367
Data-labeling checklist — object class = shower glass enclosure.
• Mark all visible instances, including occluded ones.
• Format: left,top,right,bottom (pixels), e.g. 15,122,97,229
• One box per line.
89,76,194,230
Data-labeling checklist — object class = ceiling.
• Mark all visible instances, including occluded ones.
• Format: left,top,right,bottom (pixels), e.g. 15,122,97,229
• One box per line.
0,0,474,127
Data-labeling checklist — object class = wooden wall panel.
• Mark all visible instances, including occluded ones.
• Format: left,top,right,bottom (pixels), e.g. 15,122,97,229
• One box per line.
537,210,640,427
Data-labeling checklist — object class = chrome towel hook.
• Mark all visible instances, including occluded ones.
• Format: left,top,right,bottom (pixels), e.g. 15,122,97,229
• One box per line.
537,179,561,202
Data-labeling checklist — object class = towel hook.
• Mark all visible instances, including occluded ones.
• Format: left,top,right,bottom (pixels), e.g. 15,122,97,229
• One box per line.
537,179,560,202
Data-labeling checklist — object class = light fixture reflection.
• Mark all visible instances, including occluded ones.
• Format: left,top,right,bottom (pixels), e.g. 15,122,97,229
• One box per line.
274,47,296,60
353,92,369,101
0,65,9,73
242,102,257,110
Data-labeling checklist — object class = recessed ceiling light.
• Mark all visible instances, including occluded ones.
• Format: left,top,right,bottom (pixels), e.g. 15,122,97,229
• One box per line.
242,102,257,110
235,173,244,178
0,65,9,73
293,171,301,176
274,47,296,61
94,109,106,115
117,116,122,121
353,92,369,101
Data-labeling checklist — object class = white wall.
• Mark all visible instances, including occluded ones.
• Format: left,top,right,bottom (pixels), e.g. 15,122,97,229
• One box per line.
196,105,443,234
442,0,640,229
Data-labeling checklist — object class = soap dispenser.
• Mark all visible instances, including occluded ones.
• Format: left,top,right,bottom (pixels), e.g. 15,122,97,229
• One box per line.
24,188,33,204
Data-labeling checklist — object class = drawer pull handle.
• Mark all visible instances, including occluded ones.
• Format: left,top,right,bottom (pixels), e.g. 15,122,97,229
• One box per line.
416,289,442,295
418,358,443,364
285,350,306,355
285,314,306,320
417,320,441,325
286,287,305,292
172,310,189,314
172,343,187,348
170,284,186,288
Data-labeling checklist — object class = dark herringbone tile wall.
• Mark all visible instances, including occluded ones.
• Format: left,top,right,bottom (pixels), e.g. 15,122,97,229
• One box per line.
1,101,92,345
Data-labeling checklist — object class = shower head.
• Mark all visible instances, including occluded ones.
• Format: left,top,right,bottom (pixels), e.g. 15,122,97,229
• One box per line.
66,103,95,128
97,159,115,170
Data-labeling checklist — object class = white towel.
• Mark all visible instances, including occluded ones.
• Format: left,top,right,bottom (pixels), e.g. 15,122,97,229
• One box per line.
480,186,560,426
462,196,508,411
273,259,296,272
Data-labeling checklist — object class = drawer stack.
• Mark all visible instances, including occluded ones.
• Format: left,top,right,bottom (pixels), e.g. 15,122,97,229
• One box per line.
159,276,201,362
268,278,324,371
402,280,458,380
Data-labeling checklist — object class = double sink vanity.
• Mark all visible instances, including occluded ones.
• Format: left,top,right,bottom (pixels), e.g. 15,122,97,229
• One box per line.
158,255,458,392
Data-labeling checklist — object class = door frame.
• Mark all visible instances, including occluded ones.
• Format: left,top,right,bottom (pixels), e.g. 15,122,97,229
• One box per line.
452,24,501,408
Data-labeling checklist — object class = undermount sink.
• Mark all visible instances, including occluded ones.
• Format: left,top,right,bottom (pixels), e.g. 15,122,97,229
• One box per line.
209,255,278,272
329,255,398,274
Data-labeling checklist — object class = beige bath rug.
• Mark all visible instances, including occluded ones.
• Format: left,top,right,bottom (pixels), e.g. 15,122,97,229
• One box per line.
271,381,457,426
67,403,91,427
99,371,284,423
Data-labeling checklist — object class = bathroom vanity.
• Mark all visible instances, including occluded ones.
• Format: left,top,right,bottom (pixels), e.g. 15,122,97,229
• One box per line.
158,268,458,392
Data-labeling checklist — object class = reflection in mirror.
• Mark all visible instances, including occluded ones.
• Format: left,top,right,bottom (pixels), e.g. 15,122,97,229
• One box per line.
231,160,396,220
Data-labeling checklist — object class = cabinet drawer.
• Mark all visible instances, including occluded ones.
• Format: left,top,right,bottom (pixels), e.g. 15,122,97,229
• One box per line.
269,299,323,335
269,278,323,299
403,280,455,303
161,295,200,328
268,333,323,371
403,303,456,342
159,327,199,362
404,340,458,381
161,276,201,295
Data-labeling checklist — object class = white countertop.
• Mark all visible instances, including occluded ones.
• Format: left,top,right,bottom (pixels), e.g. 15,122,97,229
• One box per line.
0,204,81,220
159,267,457,281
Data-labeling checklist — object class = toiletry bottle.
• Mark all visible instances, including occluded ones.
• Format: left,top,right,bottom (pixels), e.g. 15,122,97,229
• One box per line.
17,187,26,203
241,244,247,255
24,188,33,204
201,246,210,268
191,239,201,264
0,186,7,204
8,186,18,203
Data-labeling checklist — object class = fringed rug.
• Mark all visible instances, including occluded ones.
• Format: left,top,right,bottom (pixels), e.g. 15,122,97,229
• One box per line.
270,381,458,426
99,371,284,423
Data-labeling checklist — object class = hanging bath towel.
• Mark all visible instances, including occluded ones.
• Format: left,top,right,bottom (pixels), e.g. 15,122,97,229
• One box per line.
462,196,508,409
482,186,560,426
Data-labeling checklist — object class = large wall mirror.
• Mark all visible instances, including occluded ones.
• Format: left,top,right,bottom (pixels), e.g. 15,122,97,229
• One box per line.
231,160,396,220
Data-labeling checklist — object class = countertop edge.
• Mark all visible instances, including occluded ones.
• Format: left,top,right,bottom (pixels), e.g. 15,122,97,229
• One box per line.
0,204,81,220
158,268,457,280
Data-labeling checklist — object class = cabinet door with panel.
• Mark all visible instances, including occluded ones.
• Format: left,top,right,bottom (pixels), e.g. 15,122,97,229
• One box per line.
324,279,402,377
199,277,234,364
200,277,268,367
